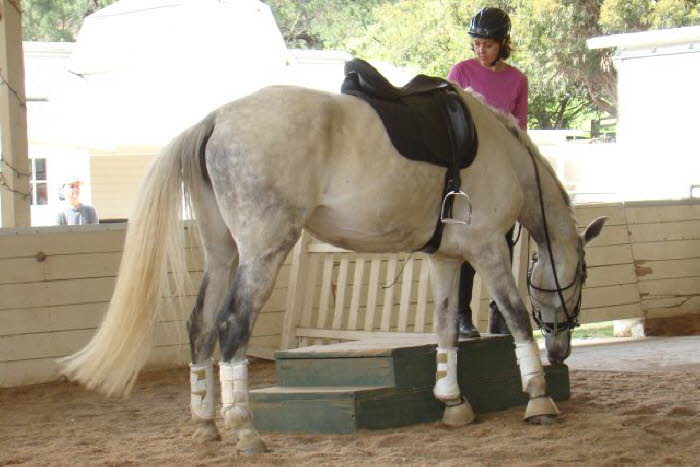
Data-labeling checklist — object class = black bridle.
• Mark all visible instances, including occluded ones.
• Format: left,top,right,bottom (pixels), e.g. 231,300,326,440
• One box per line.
524,145,587,334
527,243,587,333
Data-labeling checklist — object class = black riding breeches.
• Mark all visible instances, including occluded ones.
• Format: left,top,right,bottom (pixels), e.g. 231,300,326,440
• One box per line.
458,226,516,315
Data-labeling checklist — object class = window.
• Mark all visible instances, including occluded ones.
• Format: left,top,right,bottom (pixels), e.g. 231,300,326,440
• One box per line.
30,158,48,205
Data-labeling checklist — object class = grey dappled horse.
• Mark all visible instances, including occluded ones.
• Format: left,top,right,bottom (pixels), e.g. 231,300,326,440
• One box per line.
61,85,606,453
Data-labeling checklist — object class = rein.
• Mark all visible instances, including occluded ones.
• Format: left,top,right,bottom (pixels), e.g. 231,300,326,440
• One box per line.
524,147,585,333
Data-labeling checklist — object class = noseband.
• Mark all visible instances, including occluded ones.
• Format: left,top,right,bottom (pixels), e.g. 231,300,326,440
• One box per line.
524,144,587,334
527,243,587,333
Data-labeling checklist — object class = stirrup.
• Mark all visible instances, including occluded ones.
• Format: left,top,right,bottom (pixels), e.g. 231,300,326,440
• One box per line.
440,190,472,225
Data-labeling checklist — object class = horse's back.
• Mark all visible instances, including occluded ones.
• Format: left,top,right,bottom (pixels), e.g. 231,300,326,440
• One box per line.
204,85,444,252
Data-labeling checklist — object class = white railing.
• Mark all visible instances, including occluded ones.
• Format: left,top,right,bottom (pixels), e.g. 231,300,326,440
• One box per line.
280,229,530,349
279,199,700,349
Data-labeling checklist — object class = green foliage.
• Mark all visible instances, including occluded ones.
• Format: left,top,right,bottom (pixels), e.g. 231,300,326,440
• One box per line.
512,0,612,127
599,0,650,32
263,0,387,50
649,0,700,29
21,0,117,42
600,0,700,32
350,0,477,77
534,321,615,341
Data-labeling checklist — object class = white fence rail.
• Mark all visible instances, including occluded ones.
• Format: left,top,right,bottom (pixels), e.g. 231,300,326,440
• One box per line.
280,228,531,349
280,201,700,349
2,200,698,386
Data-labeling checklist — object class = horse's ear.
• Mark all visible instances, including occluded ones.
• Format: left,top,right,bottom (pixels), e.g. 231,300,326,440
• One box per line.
582,216,608,245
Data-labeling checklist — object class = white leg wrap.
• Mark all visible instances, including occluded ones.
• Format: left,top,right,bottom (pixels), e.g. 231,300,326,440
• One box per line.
220,360,251,428
434,347,460,401
514,341,545,393
190,362,215,420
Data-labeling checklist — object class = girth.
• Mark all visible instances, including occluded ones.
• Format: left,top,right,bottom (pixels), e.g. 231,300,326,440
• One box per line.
341,59,479,253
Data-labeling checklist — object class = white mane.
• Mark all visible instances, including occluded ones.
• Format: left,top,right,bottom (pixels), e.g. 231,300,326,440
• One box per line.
456,86,575,217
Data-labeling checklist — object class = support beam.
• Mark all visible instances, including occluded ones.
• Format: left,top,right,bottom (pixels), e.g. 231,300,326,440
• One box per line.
0,0,31,227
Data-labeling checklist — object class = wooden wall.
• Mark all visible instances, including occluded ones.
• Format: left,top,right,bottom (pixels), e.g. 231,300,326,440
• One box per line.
1,200,698,387
626,200,700,320
0,224,288,388
462,201,699,331
90,154,155,220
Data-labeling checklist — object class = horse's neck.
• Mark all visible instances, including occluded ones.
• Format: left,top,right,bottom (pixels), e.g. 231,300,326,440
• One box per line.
512,147,578,265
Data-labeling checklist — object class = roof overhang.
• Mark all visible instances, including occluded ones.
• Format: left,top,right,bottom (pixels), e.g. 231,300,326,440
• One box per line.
587,25,700,51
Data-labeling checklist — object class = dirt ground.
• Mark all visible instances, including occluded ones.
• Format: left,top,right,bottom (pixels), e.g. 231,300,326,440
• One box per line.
1,338,699,465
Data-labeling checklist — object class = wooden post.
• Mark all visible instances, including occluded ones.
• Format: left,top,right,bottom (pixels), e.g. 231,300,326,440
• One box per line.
0,0,31,227
397,256,414,332
414,259,430,332
280,230,312,349
380,257,397,331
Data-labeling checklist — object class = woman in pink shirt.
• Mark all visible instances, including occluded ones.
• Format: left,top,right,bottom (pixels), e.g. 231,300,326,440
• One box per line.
448,7,528,129
448,7,527,337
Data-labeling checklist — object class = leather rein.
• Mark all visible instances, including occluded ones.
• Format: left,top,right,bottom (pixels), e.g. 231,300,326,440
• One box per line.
524,146,587,334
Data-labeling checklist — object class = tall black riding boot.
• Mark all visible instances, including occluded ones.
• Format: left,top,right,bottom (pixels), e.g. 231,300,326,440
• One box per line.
487,226,516,335
458,308,480,338
488,300,511,335
457,262,480,337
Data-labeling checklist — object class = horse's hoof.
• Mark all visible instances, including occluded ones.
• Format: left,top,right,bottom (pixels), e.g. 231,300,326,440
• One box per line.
525,414,557,425
236,436,268,455
441,399,475,427
192,420,221,442
524,396,559,423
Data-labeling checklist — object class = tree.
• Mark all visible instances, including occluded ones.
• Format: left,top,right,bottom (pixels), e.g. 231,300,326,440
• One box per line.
263,0,387,50
518,0,700,124
21,0,117,41
600,0,699,31
511,0,610,127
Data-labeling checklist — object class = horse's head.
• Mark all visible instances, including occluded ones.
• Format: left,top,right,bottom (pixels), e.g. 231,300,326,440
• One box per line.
527,216,607,365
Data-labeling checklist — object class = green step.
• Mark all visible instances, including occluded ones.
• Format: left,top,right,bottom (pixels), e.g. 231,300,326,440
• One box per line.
251,386,442,434
250,336,570,434
275,335,519,389
251,365,568,434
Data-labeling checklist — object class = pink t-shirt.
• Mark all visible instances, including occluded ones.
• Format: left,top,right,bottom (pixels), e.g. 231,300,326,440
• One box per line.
447,59,528,130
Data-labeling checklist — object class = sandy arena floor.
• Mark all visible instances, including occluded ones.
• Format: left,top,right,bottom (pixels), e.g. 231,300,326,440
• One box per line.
1,337,699,465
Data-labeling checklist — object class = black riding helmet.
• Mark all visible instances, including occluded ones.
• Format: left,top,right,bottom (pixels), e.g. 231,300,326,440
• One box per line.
468,7,511,41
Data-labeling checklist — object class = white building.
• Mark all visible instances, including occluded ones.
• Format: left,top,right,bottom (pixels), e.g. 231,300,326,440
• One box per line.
588,26,700,200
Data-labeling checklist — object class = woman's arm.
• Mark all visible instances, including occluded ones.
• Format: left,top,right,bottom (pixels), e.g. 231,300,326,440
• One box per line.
447,63,468,88
514,75,528,130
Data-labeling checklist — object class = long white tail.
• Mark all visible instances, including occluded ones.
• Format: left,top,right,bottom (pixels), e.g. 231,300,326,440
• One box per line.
60,114,216,397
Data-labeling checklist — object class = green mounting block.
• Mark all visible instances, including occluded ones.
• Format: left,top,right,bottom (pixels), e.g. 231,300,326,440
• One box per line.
250,335,569,434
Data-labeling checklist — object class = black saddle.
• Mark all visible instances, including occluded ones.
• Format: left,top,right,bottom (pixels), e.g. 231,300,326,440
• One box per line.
342,60,451,100
341,59,479,253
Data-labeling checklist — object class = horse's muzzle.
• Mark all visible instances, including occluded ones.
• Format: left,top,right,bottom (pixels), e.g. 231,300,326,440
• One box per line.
543,328,572,365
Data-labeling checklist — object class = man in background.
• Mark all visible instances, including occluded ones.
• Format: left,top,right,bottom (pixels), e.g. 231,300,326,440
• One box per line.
56,177,99,225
